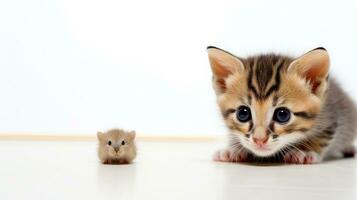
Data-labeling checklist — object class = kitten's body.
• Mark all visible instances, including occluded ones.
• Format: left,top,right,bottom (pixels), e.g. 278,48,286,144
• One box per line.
207,47,356,164
318,79,357,159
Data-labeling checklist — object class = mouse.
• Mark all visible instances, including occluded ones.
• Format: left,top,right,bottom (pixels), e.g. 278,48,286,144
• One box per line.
97,128,137,164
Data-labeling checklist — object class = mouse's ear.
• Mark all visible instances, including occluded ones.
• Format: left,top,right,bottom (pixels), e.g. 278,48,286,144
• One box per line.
97,131,104,140
128,131,136,140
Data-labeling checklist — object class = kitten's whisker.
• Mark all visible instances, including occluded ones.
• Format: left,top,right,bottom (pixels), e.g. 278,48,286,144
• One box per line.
286,143,306,157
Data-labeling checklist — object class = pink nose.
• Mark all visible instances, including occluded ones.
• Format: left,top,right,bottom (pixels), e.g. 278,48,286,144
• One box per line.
253,137,269,145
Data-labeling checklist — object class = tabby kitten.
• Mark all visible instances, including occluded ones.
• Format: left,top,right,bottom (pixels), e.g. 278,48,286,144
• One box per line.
207,46,357,164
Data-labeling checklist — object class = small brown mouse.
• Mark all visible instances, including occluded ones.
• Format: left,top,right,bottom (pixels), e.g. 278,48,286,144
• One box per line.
97,128,137,164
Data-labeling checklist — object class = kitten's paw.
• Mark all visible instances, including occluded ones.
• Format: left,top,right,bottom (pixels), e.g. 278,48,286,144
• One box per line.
283,151,321,164
213,149,247,163
342,146,355,158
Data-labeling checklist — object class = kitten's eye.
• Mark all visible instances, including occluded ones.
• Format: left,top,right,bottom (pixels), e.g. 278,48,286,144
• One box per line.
121,141,125,145
273,107,291,124
236,106,252,122
108,140,112,146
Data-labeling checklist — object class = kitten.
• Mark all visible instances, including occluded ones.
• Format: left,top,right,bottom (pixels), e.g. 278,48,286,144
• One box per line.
97,129,137,164
207,46,357,164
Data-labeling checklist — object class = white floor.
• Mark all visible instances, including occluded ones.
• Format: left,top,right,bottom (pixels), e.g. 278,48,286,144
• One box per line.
0,140,356,200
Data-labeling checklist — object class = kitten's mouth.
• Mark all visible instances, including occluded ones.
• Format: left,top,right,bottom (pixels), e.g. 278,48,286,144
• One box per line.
255,145,270,150
238,140,279,157
248,144,278,157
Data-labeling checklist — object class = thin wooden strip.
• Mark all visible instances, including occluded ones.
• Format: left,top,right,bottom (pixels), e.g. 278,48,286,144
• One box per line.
0,133,221,142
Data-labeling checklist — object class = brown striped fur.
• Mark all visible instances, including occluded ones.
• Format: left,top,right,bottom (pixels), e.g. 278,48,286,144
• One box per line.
208,46,357,163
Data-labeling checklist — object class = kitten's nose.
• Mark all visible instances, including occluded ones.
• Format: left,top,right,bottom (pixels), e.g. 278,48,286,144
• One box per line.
253,126,269,145
253,136,269,145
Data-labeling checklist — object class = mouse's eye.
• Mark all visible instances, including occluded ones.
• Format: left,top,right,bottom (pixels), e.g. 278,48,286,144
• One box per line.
107,140,112,146
121,140,125,145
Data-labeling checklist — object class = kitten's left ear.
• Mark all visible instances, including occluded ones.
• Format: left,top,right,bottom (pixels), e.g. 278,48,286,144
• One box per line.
207,46,245,94
128,131,136,140
288,47,330,97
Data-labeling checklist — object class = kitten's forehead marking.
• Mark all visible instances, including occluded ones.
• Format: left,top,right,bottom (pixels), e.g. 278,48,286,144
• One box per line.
245,55,292,100
251,96,275,127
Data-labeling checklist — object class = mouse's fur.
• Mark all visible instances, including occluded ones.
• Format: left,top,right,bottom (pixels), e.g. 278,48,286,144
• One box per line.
97,128,137,164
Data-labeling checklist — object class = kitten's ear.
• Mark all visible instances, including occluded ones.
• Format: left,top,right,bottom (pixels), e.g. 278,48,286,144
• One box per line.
207,46,244,93
288,47,330,96
128,131,136,140
97,131,104,140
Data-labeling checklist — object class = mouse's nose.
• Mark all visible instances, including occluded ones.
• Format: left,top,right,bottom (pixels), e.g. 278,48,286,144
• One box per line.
114,146,120,152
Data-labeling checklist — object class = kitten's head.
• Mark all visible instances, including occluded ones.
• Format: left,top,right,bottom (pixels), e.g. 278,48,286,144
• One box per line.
207,47,329,157
97,129,136,158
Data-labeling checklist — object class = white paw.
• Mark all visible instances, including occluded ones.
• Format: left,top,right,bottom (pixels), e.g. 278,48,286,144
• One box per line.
283,151,321,164
213,149,247,163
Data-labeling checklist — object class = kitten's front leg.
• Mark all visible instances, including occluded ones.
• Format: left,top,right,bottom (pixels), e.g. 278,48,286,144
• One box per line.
283,150,322,164
213,149,248,163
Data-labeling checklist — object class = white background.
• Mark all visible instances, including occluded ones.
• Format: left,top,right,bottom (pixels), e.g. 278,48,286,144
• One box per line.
0,0,356,135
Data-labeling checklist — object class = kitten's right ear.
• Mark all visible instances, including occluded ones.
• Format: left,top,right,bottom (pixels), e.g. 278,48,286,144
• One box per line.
97,131,104,140
288,47,330,97
207,46,244,93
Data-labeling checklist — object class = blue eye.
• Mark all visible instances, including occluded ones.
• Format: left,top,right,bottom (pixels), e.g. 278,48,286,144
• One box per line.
273,107,291,124
236,106,252,122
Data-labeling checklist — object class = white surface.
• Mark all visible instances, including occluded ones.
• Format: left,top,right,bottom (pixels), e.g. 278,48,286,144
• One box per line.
0,0,357,135
0,140,356,200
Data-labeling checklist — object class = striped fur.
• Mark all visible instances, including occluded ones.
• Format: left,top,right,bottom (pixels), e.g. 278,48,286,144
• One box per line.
208,46,357,163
